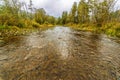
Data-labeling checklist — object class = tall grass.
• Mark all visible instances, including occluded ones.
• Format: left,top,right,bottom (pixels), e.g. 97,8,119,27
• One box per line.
68,22,120,38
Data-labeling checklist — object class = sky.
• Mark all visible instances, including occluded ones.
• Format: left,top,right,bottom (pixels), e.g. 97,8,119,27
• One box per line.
22,0,80,17
22,0,120,17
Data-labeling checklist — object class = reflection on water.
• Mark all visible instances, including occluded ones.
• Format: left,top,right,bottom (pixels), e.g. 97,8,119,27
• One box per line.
42,27,73,59
99,36,120,56
0,26,120,80
27,27,73,59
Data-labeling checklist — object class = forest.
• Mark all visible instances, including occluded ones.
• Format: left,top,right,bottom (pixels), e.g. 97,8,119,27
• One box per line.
0,0,120,37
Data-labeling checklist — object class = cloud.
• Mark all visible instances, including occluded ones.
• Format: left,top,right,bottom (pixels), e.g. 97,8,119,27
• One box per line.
21,0,120,17
21,0,79,17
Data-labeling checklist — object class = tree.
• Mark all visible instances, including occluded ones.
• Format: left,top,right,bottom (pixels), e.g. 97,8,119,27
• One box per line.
78,0,89,24
69,2,77,23
61,11,68,24
89,0,118,25
0,0,24,26
110,10,120,22
46,15,56,24
34,8,46,24
28,0,33,19
57,17,61,24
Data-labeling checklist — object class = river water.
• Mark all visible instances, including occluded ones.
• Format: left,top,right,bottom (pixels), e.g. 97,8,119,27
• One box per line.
0,26,120,80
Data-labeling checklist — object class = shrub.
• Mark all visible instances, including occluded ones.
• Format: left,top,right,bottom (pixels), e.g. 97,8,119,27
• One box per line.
106,29,116,36
32,21,41,28
24,20,32,28
17,20,26,28
44,21,49,25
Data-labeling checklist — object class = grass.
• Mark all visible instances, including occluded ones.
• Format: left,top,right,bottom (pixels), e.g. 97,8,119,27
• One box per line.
0,22,55,39
66,22,120,38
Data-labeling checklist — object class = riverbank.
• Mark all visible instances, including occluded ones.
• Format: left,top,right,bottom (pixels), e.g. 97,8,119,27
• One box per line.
0,24,53,36
0,23,120,46
66,22,120,38
0,24,54,46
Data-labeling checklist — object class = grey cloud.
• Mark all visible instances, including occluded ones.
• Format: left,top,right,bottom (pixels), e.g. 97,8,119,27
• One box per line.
21,0,120,17
32,0,79,17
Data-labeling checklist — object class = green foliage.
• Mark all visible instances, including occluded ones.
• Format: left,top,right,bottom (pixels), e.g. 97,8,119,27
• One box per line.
0,14,25,28
110,10,120,21
106,29,116,36
46,16,56,24
69,2,77,23
34,8,46,24
57,17,62,24
101,22,120,37
17,20,26,28
78,0,89,23
32,21,41,28
61,11,68,24
33,8,56,25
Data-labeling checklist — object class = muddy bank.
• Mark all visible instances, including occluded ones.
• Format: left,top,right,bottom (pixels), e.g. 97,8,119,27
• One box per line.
0,27,120,80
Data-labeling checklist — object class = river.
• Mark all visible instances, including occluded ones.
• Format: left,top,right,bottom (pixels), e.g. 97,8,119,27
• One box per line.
0,26,120,80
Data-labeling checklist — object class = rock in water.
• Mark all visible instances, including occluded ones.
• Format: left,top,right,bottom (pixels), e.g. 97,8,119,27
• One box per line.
0,55,8,61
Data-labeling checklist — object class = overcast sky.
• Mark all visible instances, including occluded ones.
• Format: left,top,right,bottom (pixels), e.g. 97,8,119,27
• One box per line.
22,0,79,17
22,0,120,17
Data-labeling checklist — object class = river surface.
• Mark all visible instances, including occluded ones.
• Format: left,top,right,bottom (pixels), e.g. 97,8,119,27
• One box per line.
0,26,120,80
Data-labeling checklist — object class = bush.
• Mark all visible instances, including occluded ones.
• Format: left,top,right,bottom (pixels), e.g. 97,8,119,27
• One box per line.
44,21,49,25
17,20,25,28
106,29,116,36
101,22,120,37
32,21,41,28
0,14,26,28
24,20,32,28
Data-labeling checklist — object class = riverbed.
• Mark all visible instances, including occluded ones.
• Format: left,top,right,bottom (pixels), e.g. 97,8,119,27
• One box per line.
0,26,120,80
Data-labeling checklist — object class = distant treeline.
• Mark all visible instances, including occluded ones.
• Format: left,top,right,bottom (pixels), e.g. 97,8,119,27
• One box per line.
59,0,120,25
0,0,120,27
